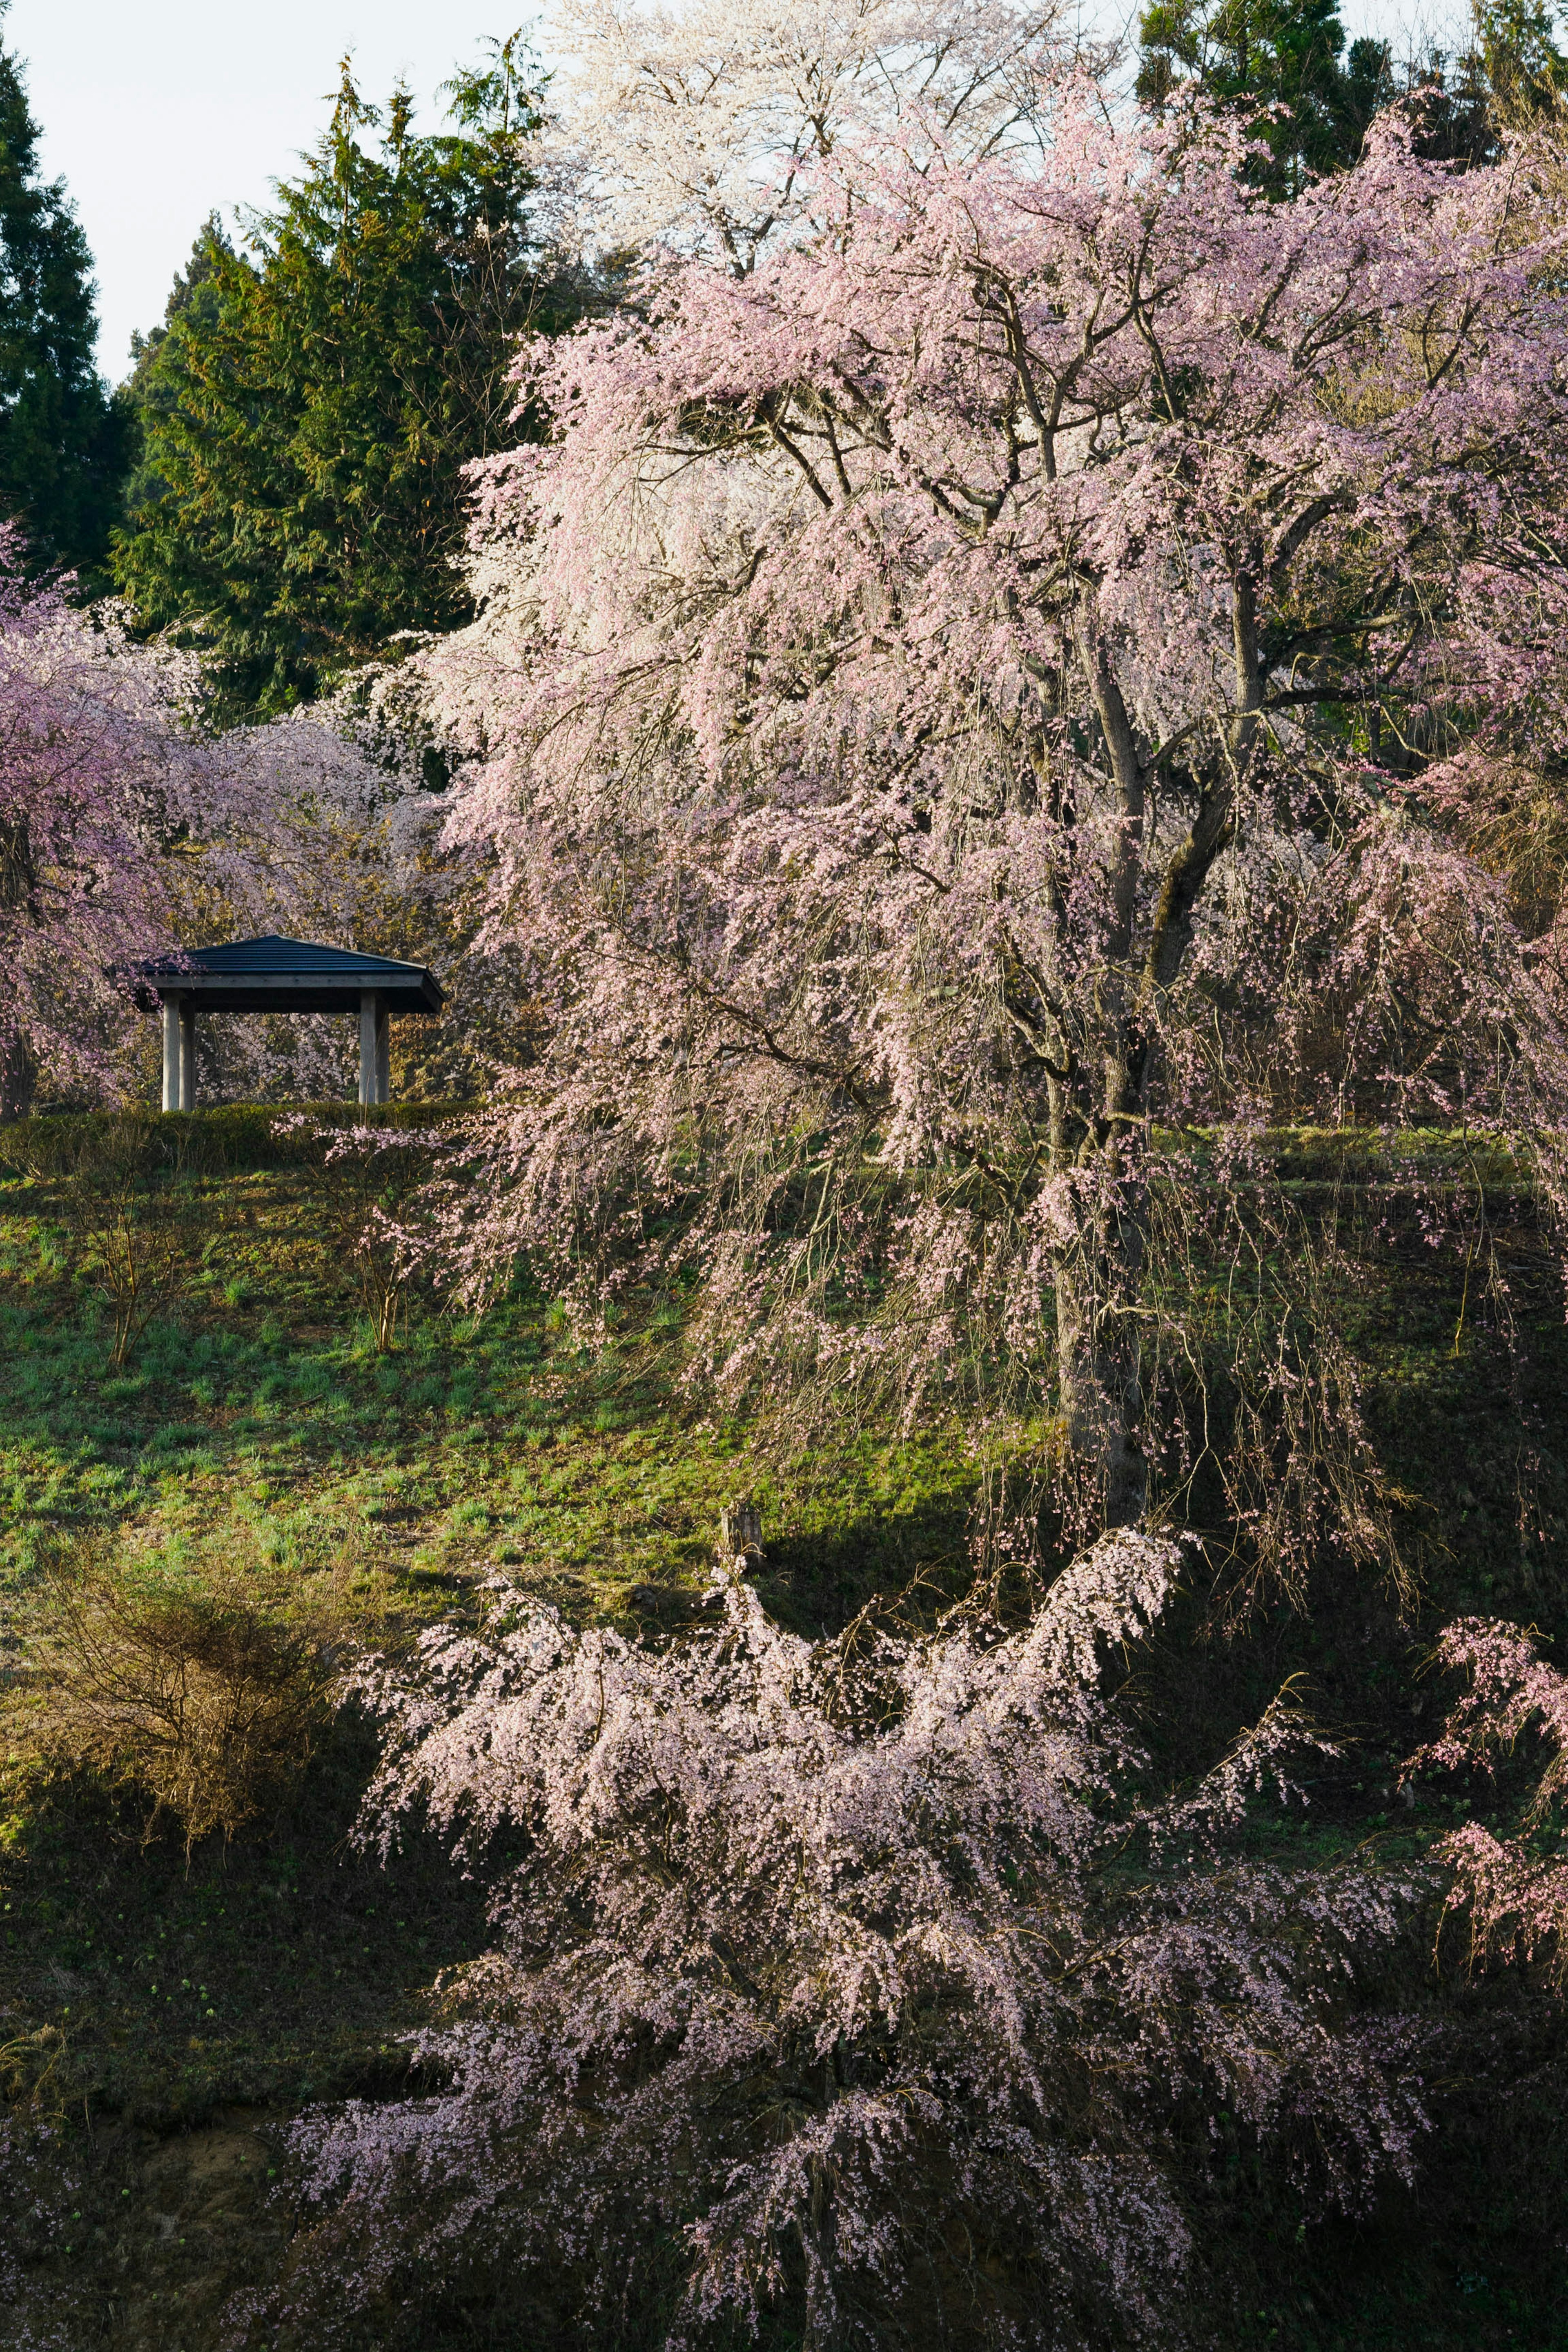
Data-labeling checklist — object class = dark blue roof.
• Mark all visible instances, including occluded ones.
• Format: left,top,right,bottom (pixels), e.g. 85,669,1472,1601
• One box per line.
153,934,431,979
130,935,443,1014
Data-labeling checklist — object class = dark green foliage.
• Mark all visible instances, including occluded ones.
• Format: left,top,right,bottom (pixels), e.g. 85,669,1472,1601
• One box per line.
1135,0,1555,182
1399,38,1498,166
0,2,129,582
1136,0,1371,187
113,40,586,717
1477,0,1568,115
116,216,231,529
1339,33,1398,146
1380,4,1564,171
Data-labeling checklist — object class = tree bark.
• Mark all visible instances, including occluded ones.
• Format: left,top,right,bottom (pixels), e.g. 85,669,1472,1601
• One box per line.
1036,582,1256,1526
1051,1140,1151,1528
0,815,36,1119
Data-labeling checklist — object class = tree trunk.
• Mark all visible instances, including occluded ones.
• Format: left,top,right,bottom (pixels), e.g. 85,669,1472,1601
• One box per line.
1054,1252,1148,1528
0,815,36,1119
0,1036,36,1120
1046,1025,1152,1528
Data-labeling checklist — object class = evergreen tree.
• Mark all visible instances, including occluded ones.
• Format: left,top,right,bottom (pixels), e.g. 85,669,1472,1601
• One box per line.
1136,0,1364,187
1399,36,1497,165
1476,0,1567,118
114,38,584,716
1340,34,1397,148
0,2,128,581
1139,0,1568,174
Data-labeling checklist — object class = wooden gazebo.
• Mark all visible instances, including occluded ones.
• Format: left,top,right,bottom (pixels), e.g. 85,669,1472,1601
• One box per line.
133,935,445,1110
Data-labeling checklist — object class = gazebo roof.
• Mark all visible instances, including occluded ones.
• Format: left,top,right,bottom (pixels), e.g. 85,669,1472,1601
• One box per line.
133,934,444,1017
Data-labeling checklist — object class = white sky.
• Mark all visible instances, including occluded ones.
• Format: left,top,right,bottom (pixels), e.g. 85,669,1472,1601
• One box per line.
16,0,1442,385
13,0,540,380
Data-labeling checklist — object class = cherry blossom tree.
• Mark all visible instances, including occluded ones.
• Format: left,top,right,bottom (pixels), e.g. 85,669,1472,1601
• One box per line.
0,538,370,1112
0,540,493,1114
1408,1615,1568,1989
0,551,215,1114
247,1532,1425,2350
427,97,1568,1528
549,0,1095,276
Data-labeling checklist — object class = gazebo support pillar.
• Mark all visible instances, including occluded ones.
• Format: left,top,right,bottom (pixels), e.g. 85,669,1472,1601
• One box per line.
180,999,197,1110
359,991,390,1107
161,996,197,1112
132,938,442,1107
161,999,180,1112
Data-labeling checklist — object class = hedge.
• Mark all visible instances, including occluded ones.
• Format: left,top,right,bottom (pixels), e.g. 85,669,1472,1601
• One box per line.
0,1101,474,1178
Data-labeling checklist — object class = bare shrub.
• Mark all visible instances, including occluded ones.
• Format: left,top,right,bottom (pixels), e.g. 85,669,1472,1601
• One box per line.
39,1555,340,1850
55,1112,199,1368
279,1116,439,1352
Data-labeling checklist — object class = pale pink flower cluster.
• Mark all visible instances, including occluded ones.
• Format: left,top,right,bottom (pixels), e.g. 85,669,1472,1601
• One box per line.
419,98,1568,1499
0,555,237,1106
1408,1617,1568,1989
254,1533,1426,2347
549,0,1095,277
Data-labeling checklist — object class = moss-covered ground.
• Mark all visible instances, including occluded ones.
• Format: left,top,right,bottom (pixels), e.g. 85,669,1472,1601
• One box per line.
1,1127,1568,2348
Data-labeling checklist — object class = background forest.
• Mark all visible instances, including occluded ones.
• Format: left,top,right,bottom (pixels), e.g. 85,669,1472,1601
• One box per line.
9,2,1568,2348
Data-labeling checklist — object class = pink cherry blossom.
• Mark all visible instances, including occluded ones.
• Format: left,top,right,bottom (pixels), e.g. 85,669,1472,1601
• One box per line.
422,100,1568,1523
0,543,479,1111
243,1530,1427,2349
1408,1616,1568,1987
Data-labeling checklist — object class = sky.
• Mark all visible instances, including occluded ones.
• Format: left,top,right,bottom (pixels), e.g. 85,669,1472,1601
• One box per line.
11,0,538,381
16,0,1431,385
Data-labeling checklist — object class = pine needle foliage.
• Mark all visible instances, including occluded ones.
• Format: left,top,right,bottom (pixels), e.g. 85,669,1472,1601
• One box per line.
0,1,128,580
113,40,585,717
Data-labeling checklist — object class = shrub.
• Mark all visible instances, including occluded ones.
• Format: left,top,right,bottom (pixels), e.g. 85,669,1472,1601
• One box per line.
39,1555,340,1850
52,1112,198,1368
0,1099,468,1180
250,1534,1426,2350
279,1116,443,1353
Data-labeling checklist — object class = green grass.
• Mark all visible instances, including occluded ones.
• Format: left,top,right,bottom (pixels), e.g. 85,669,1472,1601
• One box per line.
3,1134,1568,2348
0,1150,984,2349
0,1162,976,1615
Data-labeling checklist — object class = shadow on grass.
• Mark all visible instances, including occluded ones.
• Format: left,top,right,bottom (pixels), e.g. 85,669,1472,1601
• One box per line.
0,1713,491,2132
756,1483,978,1633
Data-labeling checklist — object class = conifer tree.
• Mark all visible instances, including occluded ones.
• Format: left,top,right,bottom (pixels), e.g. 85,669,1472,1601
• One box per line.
1476,0,1567,117
1139,0,1568,173
114,39,583,717
0,2,128,580
1136,0,1365,186
1395,36,1496,164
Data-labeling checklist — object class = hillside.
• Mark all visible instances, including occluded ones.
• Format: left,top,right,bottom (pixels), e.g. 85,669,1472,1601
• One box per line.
1,1120,1567,2349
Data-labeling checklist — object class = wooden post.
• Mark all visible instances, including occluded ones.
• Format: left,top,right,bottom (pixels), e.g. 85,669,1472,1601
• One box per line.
359,991,380,1107
719,1499,763,1562
161,997,180,1112
375,1001,390,1102
179,999,198,1110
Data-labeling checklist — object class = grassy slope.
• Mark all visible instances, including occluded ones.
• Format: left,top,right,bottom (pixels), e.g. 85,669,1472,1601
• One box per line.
0,1137,1566,2348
